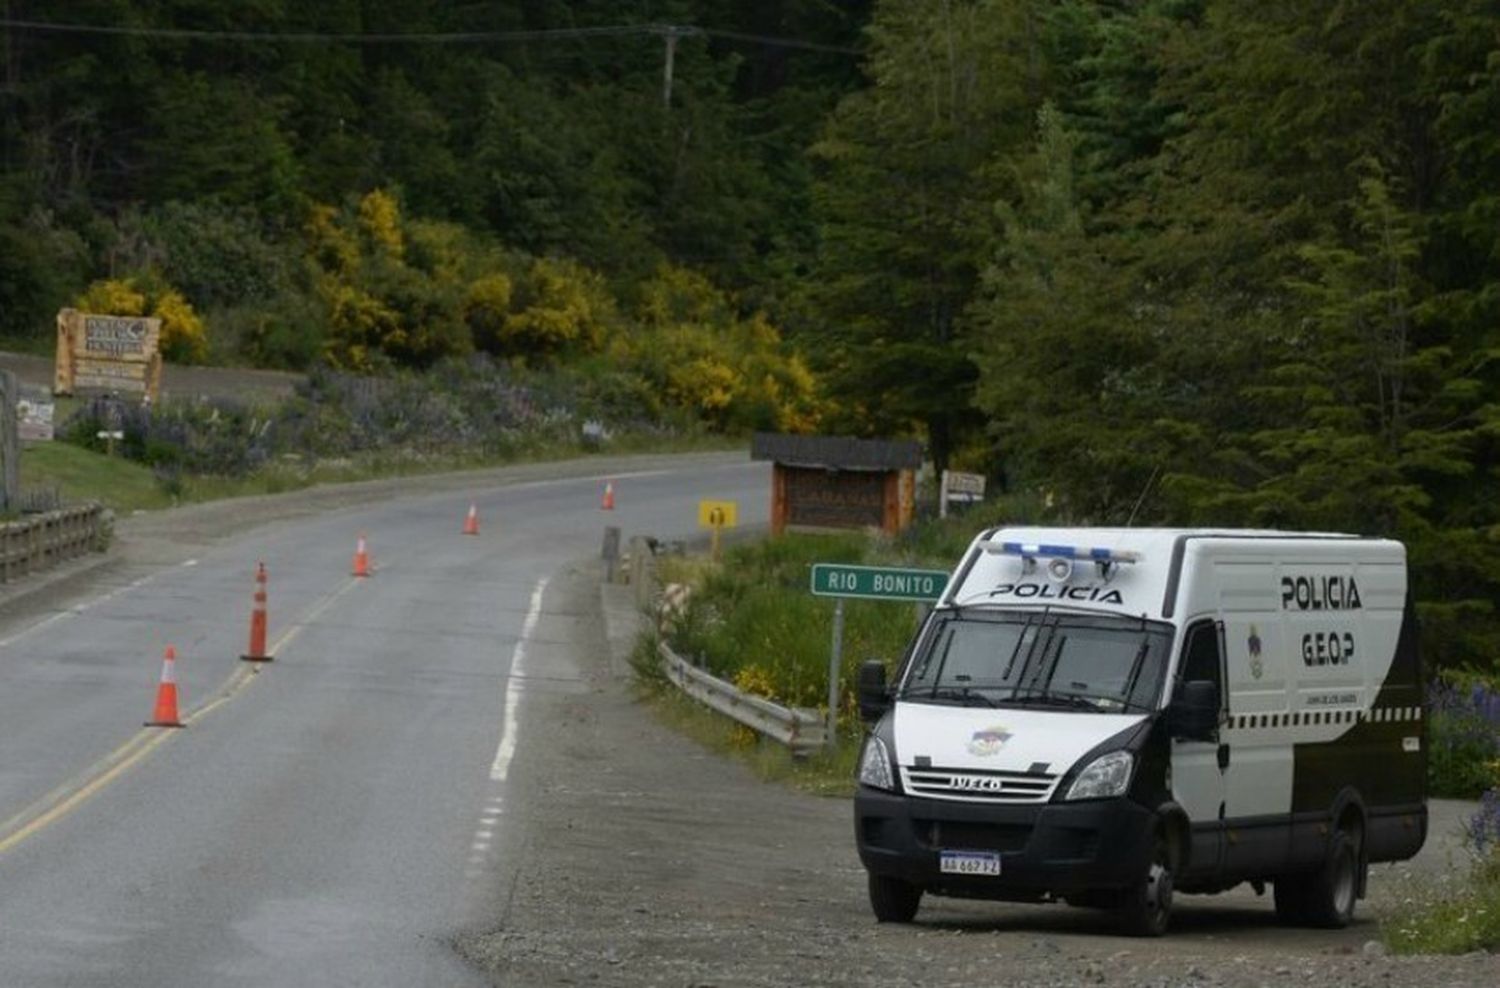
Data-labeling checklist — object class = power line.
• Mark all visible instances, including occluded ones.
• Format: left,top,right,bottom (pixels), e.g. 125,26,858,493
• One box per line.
698,27,861,56
0,18,863,55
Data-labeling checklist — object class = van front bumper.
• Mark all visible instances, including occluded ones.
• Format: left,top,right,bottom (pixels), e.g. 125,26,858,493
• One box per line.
855,787,1154,899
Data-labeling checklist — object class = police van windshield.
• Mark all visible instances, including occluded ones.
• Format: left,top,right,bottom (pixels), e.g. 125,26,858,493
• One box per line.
898,610,1172,713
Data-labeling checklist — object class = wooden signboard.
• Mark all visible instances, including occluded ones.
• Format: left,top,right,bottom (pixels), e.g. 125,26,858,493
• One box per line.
751,433,923,536
54,308,163,402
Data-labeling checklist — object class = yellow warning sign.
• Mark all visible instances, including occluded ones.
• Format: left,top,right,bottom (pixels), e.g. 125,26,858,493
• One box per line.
698,500,738,529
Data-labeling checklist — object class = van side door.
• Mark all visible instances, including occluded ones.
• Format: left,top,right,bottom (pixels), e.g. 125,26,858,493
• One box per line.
1171,619,1228,881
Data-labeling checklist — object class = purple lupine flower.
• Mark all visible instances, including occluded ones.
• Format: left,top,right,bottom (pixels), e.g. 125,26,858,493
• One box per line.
1465,789,1500,858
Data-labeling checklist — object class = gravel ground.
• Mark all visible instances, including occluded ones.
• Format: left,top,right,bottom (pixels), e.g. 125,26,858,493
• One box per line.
453,580,1498,988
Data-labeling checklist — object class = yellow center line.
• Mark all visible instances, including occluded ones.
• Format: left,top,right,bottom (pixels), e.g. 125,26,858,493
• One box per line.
0,574,366,858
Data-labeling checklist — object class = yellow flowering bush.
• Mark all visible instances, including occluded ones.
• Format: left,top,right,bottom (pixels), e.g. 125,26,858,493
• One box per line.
501,257,615,359
150,288,208,363
357,188,404,258
75,278,146,317
734,664,779,701
74,278,208,364
462,274,514,353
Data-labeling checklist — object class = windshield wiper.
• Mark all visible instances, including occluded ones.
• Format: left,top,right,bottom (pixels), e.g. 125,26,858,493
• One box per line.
1120,640,1151,708
904,685,1002,708
1007,689,1104,711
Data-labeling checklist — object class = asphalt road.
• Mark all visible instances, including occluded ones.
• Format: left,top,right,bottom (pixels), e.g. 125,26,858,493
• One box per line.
0,452,769,987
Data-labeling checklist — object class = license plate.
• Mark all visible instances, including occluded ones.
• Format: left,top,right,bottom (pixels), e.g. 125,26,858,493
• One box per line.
940,850,1000,876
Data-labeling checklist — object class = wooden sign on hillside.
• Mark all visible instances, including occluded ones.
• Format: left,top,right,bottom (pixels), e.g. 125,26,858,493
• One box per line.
54,308,163,402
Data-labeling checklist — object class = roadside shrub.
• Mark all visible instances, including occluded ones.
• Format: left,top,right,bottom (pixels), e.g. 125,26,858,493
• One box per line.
62,395,275,477
311,190,473,370
140,201,293,309
75,278,146,317
1385,766,1500,954
74,276,209,363
56,350,704,490
0,211,90,344
1427,677,1500,797
214,291,326,369
463,273,514,354
60,395,152,456
150,287,209,363
501,256,616,359
663,532,935,721
1466,788,1500,862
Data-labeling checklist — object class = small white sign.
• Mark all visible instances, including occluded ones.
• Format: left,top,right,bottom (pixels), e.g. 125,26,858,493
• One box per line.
17,397,55,441
940,470,987,518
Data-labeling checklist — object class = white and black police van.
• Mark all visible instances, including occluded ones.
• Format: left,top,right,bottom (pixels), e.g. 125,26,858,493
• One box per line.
854,528,1426,935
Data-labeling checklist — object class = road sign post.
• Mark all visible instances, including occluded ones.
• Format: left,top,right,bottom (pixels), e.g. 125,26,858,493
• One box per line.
698,499,738,561
827,598,845,749
810,563,948,747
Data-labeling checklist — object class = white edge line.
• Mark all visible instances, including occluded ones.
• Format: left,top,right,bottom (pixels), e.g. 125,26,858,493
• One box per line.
489,577,548,781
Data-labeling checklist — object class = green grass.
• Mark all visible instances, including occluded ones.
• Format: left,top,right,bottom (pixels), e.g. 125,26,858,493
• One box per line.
628,629,859,796
19,441,177,513
1382,859,1500,954
643,526,970,794
660,531,948,712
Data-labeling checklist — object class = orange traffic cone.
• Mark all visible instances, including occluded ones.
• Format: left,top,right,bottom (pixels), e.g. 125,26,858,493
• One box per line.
463,503,480,536
601,481,615,511
352,534,371,578
242,562,274,662
146,645,184,728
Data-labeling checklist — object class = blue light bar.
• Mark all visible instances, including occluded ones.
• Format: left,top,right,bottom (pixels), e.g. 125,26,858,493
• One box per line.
981,540,1142,564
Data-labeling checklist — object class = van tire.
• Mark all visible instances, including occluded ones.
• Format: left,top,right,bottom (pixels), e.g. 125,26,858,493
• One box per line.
868,874,922,923
1274,829,1361,928
1302,829,1361,928
1117,826,1174,937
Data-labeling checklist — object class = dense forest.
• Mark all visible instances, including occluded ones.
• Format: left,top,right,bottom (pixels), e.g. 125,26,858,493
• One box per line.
1,1,1496,668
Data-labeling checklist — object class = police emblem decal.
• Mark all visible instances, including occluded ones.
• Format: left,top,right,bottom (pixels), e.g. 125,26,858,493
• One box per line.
967,725,1012,757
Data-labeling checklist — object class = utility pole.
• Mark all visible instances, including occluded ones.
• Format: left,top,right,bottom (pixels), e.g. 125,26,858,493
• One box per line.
657,24,700,111
660,24,680,111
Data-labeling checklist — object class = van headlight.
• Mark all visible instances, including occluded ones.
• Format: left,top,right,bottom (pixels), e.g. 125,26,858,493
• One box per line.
857,736,896,791
1064,750,1133,801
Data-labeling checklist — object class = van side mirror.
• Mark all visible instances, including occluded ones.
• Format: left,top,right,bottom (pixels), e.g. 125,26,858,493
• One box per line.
857,660,890,724
1170,679,1220,741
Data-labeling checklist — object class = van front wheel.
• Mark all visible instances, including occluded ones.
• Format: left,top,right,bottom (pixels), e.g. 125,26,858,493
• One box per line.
868,874,922,923
1117,828,1174,937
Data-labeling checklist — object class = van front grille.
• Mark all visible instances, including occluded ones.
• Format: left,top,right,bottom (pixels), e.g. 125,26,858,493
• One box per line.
901,766,1059,804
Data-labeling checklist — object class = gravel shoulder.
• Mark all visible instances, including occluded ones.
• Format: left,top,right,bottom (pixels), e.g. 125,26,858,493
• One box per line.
454,580,1497,988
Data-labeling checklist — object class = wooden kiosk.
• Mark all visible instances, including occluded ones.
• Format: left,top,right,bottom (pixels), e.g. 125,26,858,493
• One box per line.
751,433,921,536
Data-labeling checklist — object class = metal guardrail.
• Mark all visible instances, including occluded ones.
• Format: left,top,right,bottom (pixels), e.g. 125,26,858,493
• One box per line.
0,503,107,584
658,640,827,755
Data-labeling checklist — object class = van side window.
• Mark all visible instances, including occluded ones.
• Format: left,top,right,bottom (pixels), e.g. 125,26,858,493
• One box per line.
1180,620,1224,711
